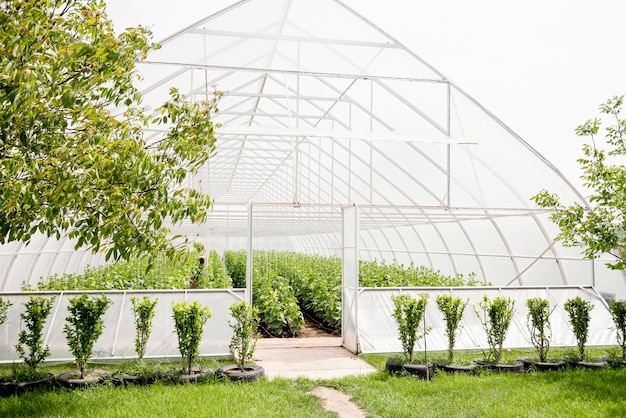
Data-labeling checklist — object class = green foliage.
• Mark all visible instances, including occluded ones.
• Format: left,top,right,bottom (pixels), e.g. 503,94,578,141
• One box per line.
225,250,479,335
563,296,594,360
130,296,158,362
436,294,467,363
0,297,11,325
224,250,247,288
253,268,304,337
63,294,112,379
171,301,212,375
279,252,342,331
391,293,428,363
34,251,231,290
533,95,626,270
204,250,233,289
0,0,221,261
526,297,553,362
609,299,626,361
360,259,481,287
475,295,515,363
16,296,55,369
228,300,259,371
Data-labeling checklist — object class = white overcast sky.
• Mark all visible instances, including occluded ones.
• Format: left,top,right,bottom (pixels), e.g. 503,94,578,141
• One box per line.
105,0,626,185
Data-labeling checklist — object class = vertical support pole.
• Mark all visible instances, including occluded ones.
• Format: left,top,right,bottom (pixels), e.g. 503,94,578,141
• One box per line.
246,203,253,305
342,205,360,353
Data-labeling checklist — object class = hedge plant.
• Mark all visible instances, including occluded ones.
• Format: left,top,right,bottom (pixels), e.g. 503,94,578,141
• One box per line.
228,300,259,371
609,299,626,361
0,297,11,326
526,297,553,362
563,296,594,360
436,294,467,363
64,294,112,379
131,296,158,362
172,301,212,375
475,295,515,363
391,293,428,364
16,296,55,372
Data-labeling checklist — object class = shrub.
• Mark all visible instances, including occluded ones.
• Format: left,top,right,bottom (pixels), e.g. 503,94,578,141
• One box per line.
16,296,55,370
526,297,553,362
391,293,428,364
131,296,158,362
224,250,247,288
475,296,515,363
436,294,467,363
228,300,259,371
64,294,112,379
172,301,212,375
0,297,11,325
609,299,626,361
563,296,594,360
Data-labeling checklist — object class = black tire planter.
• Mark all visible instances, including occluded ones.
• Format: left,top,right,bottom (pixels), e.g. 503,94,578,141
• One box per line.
433,361,479,375
572,360,609,370
57,369,109,389
518,357,567,372
474,359,524,373
112,371,164,386
167,366,213,384
385,358,434,380
0,372,55,396
216,364,265,383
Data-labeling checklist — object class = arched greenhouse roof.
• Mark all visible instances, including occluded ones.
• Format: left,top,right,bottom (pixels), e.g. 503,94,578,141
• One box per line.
1,0,625,298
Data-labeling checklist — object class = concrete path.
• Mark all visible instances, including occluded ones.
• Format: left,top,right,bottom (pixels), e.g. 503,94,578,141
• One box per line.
254,337,377,380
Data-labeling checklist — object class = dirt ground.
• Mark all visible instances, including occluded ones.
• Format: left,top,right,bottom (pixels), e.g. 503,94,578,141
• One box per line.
297,318,340,338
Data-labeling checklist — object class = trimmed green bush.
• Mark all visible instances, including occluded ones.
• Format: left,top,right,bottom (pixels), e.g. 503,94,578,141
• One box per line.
172,301,212,375
130,296,158,362
64,294,112,379
391,293,428,363
436,294,467,363
609,299,626,361
526,297,553,362
475,295,515,363
16,296,55,370
564,296,594,360
228,300,259,371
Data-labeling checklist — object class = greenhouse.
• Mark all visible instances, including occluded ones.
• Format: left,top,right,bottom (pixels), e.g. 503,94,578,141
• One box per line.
0,0,624,363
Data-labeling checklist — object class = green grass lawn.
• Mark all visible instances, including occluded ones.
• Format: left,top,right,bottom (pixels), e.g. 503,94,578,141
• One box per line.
1,352,625,417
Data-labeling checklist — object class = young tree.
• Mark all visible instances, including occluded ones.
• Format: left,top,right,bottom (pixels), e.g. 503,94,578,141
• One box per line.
533,96,626,270
0,1,221,261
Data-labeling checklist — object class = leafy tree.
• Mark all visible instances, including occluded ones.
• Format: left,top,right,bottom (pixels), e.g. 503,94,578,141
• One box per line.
533,96,626,270
0,0,221,261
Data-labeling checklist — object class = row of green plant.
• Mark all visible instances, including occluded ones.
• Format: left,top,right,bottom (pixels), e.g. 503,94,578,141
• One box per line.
31,250,232,291
223,250,480,335
392,293,626,365
30,249,479,336
2,355,626,417
0,294,257,384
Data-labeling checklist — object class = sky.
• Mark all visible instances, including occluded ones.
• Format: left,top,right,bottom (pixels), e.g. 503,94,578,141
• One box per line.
104,0,626,185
